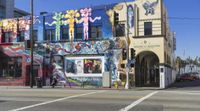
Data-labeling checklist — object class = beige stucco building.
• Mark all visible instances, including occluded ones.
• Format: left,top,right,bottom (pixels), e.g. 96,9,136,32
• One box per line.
115,0,176,88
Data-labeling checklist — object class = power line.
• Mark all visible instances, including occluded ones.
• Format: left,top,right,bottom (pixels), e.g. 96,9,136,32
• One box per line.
169,17,200,20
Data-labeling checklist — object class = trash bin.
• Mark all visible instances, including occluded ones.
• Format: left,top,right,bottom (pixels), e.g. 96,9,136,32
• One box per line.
36,77,42,88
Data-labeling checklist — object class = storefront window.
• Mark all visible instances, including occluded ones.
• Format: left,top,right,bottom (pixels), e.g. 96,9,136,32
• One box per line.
0,57,22,78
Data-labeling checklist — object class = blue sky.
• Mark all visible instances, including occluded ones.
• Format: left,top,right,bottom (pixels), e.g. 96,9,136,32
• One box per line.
15,0,200,59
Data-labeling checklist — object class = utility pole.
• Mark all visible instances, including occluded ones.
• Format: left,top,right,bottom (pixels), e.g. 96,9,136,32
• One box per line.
124,1,130,89
30,0,34,88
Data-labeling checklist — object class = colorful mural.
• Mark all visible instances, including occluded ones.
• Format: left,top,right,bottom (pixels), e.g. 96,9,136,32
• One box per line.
79,8,101,40
127,5,134,28
63,10,80,42
0,16,40,43
18,17,30,40
1,19,18,42
143,0,159,15
0,3,127,86
45,12,64,41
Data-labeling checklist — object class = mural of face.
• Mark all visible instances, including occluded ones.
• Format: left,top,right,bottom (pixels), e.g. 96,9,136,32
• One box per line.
79,8,101,40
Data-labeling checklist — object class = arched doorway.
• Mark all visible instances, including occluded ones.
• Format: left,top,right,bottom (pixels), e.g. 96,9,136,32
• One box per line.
135,51,160,87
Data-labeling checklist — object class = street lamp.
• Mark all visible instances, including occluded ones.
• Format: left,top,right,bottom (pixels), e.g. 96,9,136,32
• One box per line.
30,0,34,88
124,0,130,89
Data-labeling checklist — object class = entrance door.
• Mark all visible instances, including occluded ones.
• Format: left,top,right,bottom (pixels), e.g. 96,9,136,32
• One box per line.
25,65,39,86
135,51,160,87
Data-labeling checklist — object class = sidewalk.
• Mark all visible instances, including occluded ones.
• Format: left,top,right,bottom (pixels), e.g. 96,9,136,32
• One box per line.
0,85,163,91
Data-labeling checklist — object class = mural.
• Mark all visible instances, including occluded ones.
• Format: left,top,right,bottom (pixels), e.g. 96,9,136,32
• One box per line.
84,59,102,73
63,10,80,42
127,5,134,28
18,17,31,40
0,16,40,43
0,3,128,86
65,57,103,75
45,12,64,41
143,0,159,15
79,8,101,40
2,19,18,42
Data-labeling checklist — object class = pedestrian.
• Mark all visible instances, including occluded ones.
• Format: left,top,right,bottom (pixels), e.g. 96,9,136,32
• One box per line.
51,75,58,88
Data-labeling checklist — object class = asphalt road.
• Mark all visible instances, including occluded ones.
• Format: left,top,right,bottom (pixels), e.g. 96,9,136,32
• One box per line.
0,80,200,111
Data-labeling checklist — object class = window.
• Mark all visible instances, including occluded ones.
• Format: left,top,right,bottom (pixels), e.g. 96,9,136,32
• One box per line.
4,32,12,43
76,27,83,40
0,57,22,78
18,31,25,42
45,29,55,41
115,24,125,37
33,30,38,41
144,22,152,36
90,26,102,39
61,28,69,40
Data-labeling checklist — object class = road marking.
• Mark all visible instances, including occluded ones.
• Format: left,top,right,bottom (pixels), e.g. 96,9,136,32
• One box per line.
9,90,105,111
164,91,200,95
119,91,158,111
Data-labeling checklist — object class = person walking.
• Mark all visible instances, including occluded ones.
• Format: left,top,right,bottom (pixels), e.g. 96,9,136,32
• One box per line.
51,75,58,88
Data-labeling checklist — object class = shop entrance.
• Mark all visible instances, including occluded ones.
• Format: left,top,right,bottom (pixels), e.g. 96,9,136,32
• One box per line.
135,51,160,87
25,65,39,86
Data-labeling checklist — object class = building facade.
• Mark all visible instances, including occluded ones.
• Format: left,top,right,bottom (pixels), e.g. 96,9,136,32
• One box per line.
0,0,29,19
0,0,176,88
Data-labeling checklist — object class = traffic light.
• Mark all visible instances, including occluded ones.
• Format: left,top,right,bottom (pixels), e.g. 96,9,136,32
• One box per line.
122,49,127,60
114,11,119,26
25,40,31,49
131,48,136,60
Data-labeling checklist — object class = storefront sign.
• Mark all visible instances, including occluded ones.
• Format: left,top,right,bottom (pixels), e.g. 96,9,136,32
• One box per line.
134,44,160,49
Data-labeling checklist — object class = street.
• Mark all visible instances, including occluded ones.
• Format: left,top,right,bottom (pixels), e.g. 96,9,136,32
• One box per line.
0,80,200,111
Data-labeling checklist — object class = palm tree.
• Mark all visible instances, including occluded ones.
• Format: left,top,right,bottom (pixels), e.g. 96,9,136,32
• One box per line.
176,56,181,74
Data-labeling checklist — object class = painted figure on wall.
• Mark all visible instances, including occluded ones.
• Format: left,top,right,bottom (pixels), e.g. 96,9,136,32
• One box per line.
79,8,101,40
46,12,63,41
2,19,18,42
127,5,134,28
143,0,159,15
18,18,31,40
64,10,80,42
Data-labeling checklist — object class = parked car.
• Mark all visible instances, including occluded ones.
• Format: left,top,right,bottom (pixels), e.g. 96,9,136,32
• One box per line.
179,74,195,81
191,73,200,80
176,75,181,82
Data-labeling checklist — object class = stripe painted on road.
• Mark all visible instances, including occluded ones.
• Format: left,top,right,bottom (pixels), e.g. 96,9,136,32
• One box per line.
164,91,200,95
9,90,105,111
119,91,159,111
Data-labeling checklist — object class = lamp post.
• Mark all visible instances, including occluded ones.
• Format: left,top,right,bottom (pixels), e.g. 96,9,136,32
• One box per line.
124,1,130,89
30,0,34,88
